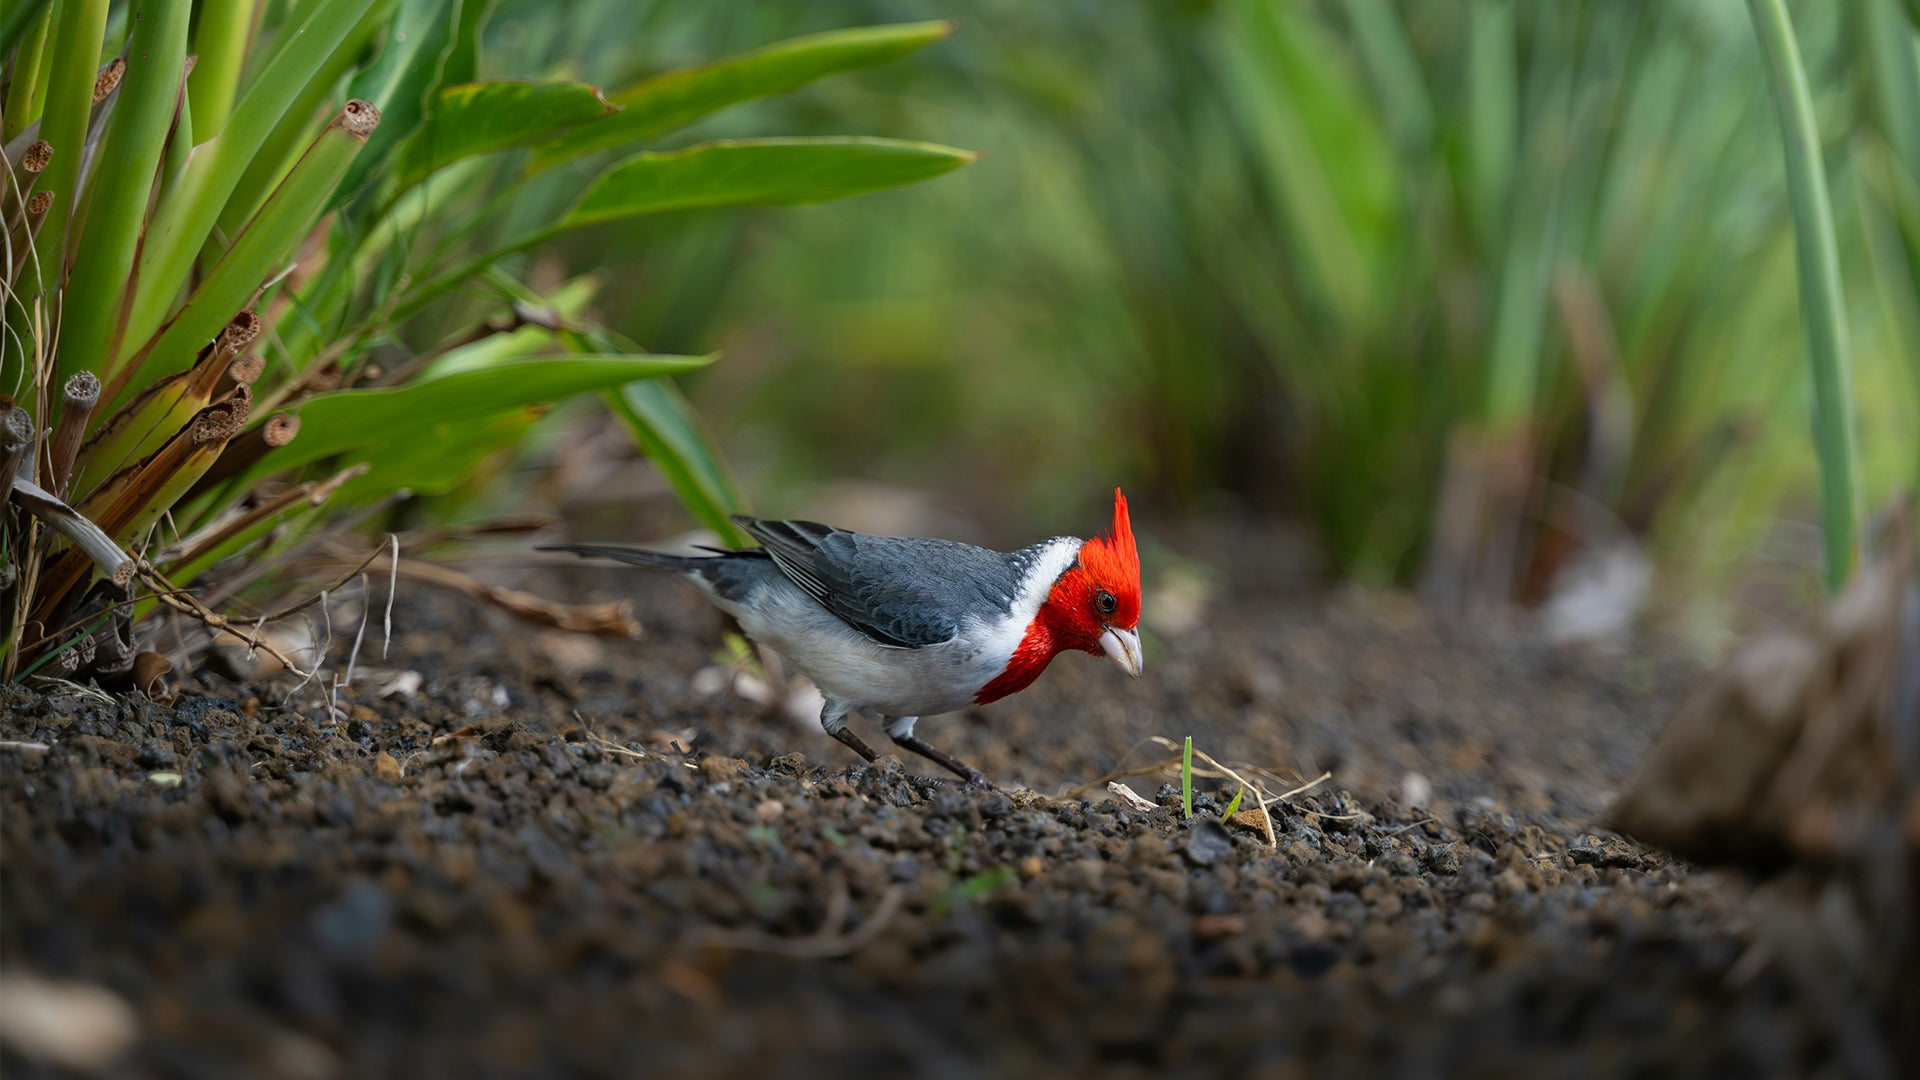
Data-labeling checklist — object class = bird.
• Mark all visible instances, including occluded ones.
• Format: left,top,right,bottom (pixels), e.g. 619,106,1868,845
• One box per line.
541,488,1143,785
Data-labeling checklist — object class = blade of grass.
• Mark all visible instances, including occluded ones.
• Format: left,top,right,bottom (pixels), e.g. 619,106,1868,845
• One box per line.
56,0,190,386
1747,0,1863,589
1223,787,1245,818
333,0,476,208
562,136,977,224
1182,735,1194,819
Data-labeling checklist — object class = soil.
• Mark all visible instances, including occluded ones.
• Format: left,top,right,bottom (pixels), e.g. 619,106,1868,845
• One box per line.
0,523,1897,1078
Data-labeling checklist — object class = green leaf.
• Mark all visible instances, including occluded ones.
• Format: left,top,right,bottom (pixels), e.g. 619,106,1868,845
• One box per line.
1747,0,1863,589
562,137,976,226
386,79,616,199
186,0,257,138
125,0,381,354
533,20,953,168
332,406,541,504
1223,788,1245,819
226,354,710,491
386,137,974,322
56,0,190,387
336,0,491,207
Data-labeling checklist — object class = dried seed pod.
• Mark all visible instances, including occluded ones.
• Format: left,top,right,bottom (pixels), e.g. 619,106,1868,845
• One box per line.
93,58,126,104
20,140,52,174
49,371,102,497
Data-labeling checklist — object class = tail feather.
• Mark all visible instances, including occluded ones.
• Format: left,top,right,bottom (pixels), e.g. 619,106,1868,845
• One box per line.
538,544,713,573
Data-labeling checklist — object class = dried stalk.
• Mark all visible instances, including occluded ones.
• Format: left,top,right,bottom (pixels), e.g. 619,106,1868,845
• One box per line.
164,460,363,573
333,553,641,637
48,371,100,497
8,477,135,582
71,309,262,495
36,400,246,625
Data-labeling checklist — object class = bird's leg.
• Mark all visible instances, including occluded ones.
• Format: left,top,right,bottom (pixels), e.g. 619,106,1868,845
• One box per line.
884,716,992,788
819,702,879,763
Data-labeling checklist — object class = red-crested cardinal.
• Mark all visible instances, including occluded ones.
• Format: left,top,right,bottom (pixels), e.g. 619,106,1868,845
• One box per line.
543,489,1143,785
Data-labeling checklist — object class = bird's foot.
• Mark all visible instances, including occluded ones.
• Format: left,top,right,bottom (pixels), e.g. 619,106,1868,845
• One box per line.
827,725,881,763
890,733,995,790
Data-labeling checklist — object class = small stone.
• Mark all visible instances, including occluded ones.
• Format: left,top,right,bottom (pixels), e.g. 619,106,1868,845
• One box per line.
1227,807,1273,835
1183,819,1234,867
372,753,402,781
1019,855,1044,879
754,799,784,822
698,756,746,784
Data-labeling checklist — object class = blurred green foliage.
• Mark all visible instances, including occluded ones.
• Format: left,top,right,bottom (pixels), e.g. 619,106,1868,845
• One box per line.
523,0,1919,616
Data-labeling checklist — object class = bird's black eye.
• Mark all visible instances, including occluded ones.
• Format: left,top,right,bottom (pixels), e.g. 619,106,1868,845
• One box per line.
1095,589,1117,616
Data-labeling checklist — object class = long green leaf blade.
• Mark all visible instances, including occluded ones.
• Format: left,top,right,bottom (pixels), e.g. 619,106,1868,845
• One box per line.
533,20,953,169
386,79,615,199
1747,0,1863,589
562,137,975,226
333,0,478,206
226,354,710,490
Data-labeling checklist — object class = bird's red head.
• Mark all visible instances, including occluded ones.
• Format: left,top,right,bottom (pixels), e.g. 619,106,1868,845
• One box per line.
975,489,1144,704
1041,488,1143,665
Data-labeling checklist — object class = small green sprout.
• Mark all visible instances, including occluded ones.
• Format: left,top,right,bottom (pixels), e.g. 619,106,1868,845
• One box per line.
1223,787,1245,818
1182,735,1194,819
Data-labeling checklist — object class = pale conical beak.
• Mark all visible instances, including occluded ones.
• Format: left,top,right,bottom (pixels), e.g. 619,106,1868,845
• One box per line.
1098,626,1143,677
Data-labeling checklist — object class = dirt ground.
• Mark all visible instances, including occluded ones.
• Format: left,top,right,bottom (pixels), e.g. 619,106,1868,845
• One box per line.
0,521,1898,1078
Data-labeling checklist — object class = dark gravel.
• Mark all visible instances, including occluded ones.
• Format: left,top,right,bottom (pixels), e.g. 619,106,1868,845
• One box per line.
0,546,1887,1078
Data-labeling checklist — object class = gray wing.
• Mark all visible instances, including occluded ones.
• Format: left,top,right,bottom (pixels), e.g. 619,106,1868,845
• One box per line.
732,516,1024,648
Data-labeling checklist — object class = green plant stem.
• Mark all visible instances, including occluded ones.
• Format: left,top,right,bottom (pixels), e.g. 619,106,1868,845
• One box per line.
122,0,379,359
56,0,190,387
1182,736,1194,819
185,0,255,139
2,3,57,142
8,0,110,323
1747,0,1863,590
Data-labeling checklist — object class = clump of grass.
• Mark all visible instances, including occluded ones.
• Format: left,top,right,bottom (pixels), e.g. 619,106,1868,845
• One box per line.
0,8,970,681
